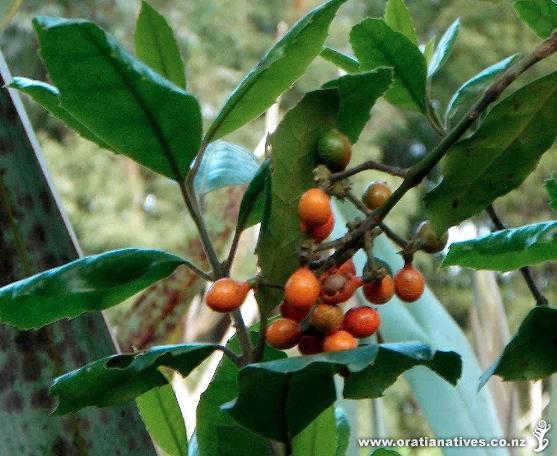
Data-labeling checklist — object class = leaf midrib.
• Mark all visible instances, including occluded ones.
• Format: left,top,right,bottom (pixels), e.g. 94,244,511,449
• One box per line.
72,23,186,181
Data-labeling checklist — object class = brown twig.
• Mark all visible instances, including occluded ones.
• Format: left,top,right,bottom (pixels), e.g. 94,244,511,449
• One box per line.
330,160,407,181
485,205,549,306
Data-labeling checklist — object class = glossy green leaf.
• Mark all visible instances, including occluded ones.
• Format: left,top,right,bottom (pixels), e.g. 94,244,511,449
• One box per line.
479,306,557,388
137,383,188,456
237,159,271,231
335,407,351,456
323,68,392,143
443,221,557,271
384,0,418,44
51,343,218,414
370,450,401,456
194,141,259,195
206,0,347,141
546,174,557,214
196,334,285,456
9,77,110,149
425,71,557,233
445,54,519,127
292,407,336,456
515,0,557,38
223,343,460,441
350,18,427,112
135,1,186,88
33,16,202,180
256,90,338,313
320,47,360,73
428,18,460,77
0,248,185,329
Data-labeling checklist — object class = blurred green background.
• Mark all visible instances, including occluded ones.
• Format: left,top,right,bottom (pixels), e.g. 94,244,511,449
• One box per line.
2,0,556,453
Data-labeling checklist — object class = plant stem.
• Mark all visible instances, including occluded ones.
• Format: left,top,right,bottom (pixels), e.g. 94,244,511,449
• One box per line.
314,29,557,272
485,205,549,306
379,223,409,249
346,190,371,215
330,160,407,181
215,344,243,367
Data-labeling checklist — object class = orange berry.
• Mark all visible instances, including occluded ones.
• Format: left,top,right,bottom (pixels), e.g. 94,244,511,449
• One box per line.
394,263,425,302
338,259,356,277
311,303,344,335
284,267,320,310
343,306,380,338
362,181,392,210
266,318,301,350
298,188,332,227
323,330,358,352
279,302,308,322
205,278,250,313
320,274,363,305
303,214,335,242
298,331,324,355
362,275,395,305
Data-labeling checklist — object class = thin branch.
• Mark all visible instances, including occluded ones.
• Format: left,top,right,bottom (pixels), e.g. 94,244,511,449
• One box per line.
313,29,557,273
485,205,549,307
379,223,409,249
345,190,371,215
215,344,243,367
182,259,213,281
224,225,242,275
330,160,407,181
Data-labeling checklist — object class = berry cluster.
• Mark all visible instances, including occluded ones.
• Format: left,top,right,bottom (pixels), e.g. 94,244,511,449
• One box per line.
204,128,447,356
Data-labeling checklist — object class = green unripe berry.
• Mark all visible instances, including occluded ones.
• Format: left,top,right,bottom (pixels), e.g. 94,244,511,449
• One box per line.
415,221,449,253
317,129,352,171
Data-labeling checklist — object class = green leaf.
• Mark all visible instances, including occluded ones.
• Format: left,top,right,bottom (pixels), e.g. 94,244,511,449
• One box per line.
320,47,360,73
237,159,271,231
206,0,348,141
223,343,461,441
33,16,202,181
135,1,186,88
194,141,259,195
196,334,285,456
256,90,338,313
323,68,393,143
425,70,557,233
50,343,218,414
384,0,418,44
479,306,557,388
428,18,460,77
350,18,427,112
292,407,337,456
445,54,519,127
9,77,110,149
546,174,557,214
334,408,351,456
137,383,188,456
443,221,557,271
423,36,436,65
515,0,557,38
257,81,390,312
371,450,401,456
0,248,185,329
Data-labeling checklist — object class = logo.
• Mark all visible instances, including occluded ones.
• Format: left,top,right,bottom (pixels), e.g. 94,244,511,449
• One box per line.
532,420,551,453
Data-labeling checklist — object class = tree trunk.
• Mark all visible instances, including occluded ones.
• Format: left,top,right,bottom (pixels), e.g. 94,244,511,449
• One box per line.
0,52,155,455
